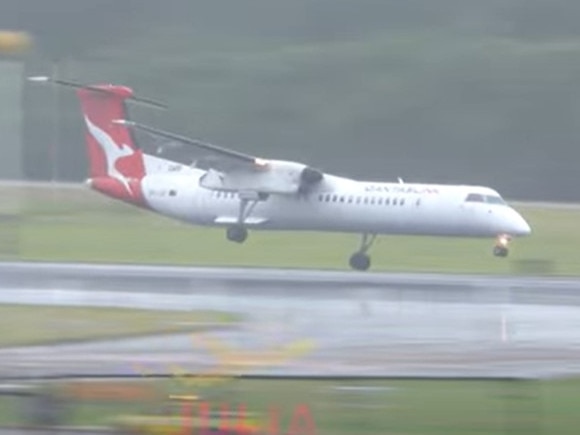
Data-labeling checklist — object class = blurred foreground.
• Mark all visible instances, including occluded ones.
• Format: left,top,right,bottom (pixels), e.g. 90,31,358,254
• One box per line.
0,376,566,434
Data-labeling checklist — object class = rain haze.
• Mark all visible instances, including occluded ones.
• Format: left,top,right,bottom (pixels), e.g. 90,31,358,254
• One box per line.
1,1,580,434
1,0,580,199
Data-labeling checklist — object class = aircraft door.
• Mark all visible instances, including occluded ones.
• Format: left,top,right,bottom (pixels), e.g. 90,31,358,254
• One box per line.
461,193,492,233
192,183,213,224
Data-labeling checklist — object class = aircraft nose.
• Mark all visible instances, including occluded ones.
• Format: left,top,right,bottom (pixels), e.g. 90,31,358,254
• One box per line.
509,209,531,236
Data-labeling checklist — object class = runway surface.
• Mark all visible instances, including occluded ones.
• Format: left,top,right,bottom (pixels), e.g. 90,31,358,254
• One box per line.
1,261,580,379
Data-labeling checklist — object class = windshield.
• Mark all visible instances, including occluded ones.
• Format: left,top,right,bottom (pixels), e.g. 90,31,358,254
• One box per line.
485,195,506,205
465,193,506,205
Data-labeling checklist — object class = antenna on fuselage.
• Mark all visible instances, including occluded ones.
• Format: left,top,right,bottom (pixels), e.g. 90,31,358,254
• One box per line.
397,177,404,184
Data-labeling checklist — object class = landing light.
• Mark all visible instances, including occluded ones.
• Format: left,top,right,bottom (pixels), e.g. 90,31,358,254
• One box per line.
498,235,510,246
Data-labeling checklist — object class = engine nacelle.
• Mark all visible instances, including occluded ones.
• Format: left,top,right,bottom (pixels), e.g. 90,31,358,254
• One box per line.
199,159,324,194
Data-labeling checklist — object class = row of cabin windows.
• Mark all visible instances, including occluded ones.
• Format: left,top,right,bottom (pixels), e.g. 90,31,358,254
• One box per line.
213,190,415,206
214,191,237,199
318,194,413,206
163,190,504,207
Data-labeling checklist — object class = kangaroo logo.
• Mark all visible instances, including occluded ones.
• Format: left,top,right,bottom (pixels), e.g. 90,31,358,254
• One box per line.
84,115,135,193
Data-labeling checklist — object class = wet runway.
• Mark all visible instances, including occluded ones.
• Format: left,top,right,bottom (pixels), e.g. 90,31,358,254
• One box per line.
1,262,580,379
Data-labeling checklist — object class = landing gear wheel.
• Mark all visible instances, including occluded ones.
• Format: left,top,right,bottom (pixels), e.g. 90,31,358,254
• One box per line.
349,252,371,271
226,225,248,243
493,246,509,257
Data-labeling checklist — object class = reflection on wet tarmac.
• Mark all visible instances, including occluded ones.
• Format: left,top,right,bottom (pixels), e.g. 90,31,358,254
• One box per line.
1,263,580,378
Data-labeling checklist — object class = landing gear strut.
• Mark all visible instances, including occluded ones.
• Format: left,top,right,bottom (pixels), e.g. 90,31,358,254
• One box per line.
225,195,260,244
493,234,510,258
349,233,377,271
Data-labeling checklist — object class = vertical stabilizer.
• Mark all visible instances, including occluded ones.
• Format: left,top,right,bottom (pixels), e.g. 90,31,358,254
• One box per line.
28,76,167,205
77,85,147,203
77,85,145,181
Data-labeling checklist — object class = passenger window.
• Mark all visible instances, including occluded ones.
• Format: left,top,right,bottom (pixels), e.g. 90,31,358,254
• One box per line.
400,198,405,206
393,198,398,205
378,198,383,205
385,198,390,205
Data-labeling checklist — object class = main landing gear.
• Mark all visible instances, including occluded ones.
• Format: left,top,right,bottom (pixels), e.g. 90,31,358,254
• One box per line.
225,195,261,244
492,234,511,258
226,225,247,243
349,233,377,271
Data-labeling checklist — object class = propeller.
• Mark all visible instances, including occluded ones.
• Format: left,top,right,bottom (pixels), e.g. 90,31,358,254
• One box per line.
300,166,324,185
298,166,324,197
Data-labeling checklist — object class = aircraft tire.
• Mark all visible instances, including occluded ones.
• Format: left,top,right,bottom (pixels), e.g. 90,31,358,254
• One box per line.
226,225,248,243
349,252,370,271
493,246,508,257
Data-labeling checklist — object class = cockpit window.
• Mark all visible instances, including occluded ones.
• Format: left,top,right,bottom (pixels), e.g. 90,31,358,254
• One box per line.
465,193,506,205
465,193,485,202
485,195,506,205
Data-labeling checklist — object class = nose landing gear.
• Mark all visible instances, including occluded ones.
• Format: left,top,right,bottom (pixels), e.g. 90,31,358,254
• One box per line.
493,234,511,257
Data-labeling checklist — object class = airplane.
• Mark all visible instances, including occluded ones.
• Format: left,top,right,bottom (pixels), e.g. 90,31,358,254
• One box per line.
27,76,531,271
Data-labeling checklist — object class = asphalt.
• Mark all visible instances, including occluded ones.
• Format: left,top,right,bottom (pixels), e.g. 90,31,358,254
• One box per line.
1,262,580,379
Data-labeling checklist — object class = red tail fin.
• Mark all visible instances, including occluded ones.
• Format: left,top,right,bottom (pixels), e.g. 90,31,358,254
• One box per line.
76,85,149,205
77,85,145,180
27,76,167,206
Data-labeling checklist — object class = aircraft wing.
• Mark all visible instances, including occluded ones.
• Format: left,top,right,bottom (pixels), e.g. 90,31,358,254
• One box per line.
114,120,259,166
115,120,325,195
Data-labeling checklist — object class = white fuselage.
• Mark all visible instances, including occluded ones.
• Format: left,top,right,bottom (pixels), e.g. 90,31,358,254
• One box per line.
136,162,531,239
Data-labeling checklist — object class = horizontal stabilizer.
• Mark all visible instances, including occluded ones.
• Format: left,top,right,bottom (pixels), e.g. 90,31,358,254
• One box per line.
214,216,268,225
27,76,167,110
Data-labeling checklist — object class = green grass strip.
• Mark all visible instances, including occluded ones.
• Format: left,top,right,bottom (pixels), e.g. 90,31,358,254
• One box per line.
0,304,241,348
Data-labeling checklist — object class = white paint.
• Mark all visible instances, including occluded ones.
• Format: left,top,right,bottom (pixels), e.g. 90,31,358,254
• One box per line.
139,164,531,238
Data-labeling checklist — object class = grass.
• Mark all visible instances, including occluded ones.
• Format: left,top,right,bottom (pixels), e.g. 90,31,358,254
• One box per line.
1,184,580,275
0,304,241,348
0,377,578,434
